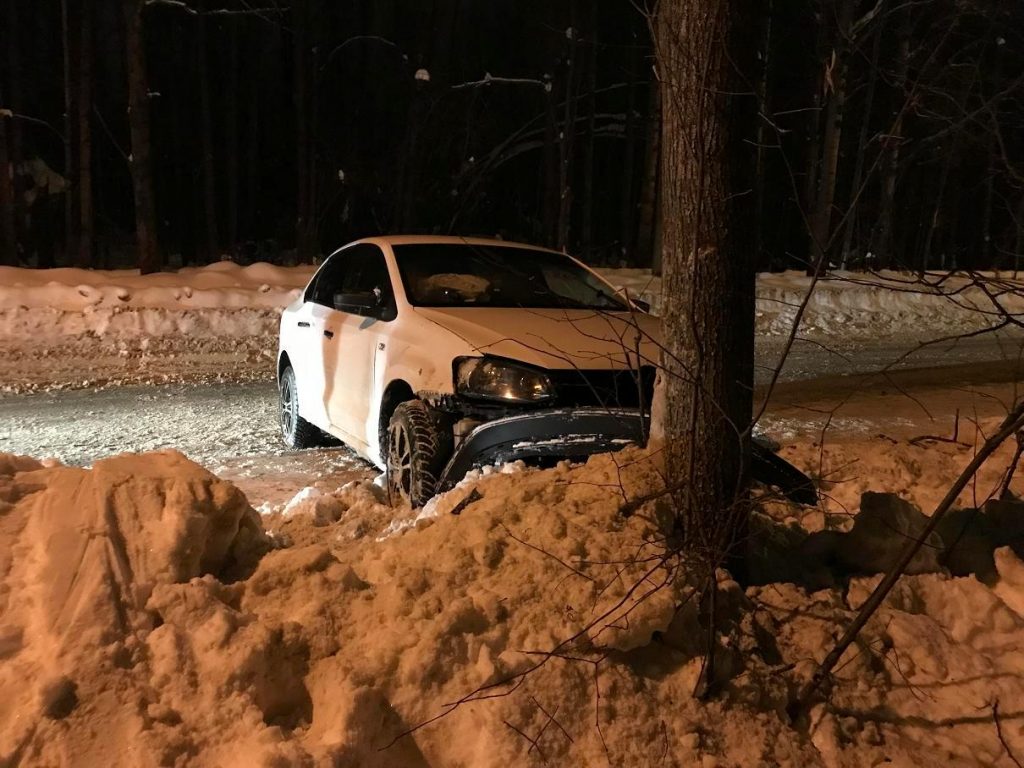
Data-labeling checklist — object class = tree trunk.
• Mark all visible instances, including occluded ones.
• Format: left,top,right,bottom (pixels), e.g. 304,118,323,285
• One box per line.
619,47,638,264
556,17,580,252
226,10,240,253
656,0,757,564
580,7,597,260
123,0,161,274
753,0,773,270
246,21,261,240
197,0,219,261
875,9,910,269
62,0,79,266
809,0,856,271
840,13,884,269
5,0,25,259
0,109,15,265
169,14,195,265
635,81,661,270
922,137,955,271
1014,194,1024,276
77,0,93,267
541,81,559,246
293,0,317,261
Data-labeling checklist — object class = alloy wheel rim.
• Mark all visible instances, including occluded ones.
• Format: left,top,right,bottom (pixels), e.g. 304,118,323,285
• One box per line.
280,375,296,439
388,422,413,500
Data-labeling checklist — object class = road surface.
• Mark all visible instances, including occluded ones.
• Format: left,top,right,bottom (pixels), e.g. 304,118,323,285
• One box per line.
1,334,1021,508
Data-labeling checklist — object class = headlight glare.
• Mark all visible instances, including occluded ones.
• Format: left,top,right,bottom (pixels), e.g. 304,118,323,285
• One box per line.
455,358,554,403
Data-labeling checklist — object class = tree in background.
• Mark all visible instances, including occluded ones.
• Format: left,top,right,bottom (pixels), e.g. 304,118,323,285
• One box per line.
123,0,160,274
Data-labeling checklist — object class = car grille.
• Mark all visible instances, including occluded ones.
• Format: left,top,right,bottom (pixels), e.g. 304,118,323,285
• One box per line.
547,366,656,410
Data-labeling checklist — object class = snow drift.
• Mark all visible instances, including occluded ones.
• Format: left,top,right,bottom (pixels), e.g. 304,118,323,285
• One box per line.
5,431,1024,766
3,263,1022,391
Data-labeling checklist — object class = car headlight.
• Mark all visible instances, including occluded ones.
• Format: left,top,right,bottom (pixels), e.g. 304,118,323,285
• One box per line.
455,357,554,403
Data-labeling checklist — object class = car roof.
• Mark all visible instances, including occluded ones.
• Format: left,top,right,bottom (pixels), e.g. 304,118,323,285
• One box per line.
350,234,565,255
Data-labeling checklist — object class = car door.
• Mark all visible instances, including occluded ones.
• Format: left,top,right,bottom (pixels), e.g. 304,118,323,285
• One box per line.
319,244,397,447
289,252,351,430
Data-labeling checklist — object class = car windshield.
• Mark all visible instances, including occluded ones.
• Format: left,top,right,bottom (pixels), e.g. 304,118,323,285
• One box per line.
391,243,630,310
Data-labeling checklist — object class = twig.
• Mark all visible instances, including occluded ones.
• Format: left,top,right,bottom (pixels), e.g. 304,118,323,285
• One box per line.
504,719,548,764
998,431,1024,499
531,696,574,745
500,523,595,582
908,409,971,447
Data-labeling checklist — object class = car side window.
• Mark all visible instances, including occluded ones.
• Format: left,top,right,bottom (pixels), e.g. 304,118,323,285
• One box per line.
307,244,396,320
306,254,347,306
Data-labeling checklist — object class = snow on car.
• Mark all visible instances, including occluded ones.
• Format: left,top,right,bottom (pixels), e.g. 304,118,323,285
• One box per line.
277,235,814,506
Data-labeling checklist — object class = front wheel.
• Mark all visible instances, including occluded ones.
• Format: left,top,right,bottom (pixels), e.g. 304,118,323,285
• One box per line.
279,366,323,449
387,400,452,507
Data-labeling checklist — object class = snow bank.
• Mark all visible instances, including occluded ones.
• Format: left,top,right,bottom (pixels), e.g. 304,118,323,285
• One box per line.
0,262,313,391
5,433,1024,765
3,263,1022,391
0,262,312,312
599,267,1024,340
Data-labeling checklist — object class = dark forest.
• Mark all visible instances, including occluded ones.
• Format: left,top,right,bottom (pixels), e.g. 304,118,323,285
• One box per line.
1,0,1022,273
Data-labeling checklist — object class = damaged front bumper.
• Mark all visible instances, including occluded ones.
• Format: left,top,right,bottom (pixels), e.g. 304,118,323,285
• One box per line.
434,406,818,505
436,407,646,493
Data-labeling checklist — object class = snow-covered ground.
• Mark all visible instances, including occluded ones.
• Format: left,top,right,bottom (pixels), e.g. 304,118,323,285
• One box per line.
2,262,1022,392
4,426,1024,767
5,263,1024,766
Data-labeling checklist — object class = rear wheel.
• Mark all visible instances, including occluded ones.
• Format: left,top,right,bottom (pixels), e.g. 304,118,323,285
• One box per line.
387,400,451,507
279,366,323,449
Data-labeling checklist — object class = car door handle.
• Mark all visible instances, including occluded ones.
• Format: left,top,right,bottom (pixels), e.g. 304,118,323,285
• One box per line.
297,321,311,328
323,330,334,339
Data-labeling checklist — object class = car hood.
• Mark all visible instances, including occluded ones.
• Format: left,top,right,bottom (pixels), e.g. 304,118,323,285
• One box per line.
412,306,662,370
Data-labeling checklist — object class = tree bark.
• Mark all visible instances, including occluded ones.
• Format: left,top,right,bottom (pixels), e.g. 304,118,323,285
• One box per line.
123,0,161,274
655,0,757,561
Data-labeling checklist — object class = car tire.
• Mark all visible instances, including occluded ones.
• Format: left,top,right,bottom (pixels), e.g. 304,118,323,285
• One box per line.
387,400,451,507
279,365,323,449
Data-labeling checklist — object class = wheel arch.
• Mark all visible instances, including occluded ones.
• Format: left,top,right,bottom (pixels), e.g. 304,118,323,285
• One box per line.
378,379,416,458
277,351,292,384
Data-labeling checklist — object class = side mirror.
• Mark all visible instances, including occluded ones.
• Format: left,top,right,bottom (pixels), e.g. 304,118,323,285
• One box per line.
632,298,651,313
333,289,382,313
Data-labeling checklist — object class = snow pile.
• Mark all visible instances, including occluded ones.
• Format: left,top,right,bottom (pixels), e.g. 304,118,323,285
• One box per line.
0,450,266,766
5,432,1024,765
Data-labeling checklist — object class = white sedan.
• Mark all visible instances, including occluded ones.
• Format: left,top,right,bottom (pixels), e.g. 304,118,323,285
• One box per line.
277,236,662,505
